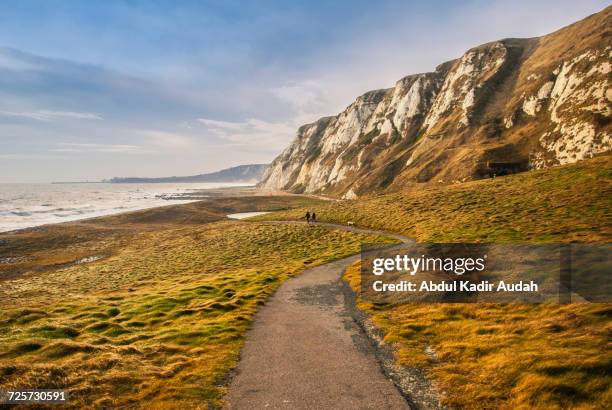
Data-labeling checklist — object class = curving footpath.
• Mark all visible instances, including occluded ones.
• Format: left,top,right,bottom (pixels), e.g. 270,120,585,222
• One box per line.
224,221,415,410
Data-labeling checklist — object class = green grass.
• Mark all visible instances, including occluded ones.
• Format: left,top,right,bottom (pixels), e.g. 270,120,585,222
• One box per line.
0,195,328,281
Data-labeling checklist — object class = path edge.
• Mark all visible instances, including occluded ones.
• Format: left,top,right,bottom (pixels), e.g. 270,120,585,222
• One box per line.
339,270,446,410
221,219,445,409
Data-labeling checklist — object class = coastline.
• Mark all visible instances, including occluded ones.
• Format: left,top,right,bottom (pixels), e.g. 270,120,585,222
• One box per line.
0,183,266,234
0,191,328,282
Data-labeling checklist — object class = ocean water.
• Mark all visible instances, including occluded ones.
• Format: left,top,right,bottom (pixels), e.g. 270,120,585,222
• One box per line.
227,211,271,219
0,182,251,233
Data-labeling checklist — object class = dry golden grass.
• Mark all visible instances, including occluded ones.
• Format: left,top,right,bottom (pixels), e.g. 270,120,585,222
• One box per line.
345,264,612,409
0,197,393,409
258,157,612,408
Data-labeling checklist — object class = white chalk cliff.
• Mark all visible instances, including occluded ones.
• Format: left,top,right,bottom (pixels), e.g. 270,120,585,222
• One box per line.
260,7,611,197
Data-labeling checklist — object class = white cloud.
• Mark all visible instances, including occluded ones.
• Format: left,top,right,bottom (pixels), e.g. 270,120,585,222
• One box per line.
271,81,324,112
132,129,197,149
196,118,245,131
0,110,103,121
0,153,67,159
39,129,198,156
0,52,38,71
192,80,330,149
194,117,304,150
47,143,139,153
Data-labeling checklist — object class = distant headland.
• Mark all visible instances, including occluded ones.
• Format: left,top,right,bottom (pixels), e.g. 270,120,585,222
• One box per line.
105,164,268,184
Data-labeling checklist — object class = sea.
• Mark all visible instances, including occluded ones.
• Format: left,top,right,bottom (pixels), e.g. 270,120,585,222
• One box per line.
0,182,252,233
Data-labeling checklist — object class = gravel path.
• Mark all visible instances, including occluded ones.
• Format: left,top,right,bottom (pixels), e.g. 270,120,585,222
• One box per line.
224,221,416,409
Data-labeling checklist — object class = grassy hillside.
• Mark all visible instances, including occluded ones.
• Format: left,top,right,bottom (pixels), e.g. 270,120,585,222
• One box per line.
257,156,612,408
0,197,392,408
256,155,612,243
344,265,611,409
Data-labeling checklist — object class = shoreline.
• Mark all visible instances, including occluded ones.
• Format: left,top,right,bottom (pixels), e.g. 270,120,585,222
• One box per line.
1,186,327,235
0,193,328,282
0,184,283,235
0,200,200,235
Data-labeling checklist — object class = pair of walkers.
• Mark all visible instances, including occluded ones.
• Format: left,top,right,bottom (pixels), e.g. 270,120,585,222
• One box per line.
305,211,316,224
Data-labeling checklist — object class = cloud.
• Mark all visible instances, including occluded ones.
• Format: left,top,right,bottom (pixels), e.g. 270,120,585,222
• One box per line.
271,81,325,112
195,118,245,132
192,79,331,150
130,129,197,149
0,153,67,160
0,47,197,124
47,142,139,153
0,49,40,71
2,1,608,183
193,117,301,150
0,110,103,121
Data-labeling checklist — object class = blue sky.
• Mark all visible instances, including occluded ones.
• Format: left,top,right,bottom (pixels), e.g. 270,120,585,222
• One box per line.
0,0,608,182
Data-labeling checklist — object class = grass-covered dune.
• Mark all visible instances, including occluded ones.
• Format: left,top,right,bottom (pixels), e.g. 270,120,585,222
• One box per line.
257,155,612,408
0,196,392,408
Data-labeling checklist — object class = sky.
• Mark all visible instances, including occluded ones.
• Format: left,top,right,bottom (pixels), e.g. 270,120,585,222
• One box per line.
0,0,608,182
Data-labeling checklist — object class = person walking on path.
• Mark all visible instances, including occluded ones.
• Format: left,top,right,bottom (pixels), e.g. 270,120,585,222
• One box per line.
311,212,316,224
305,211,311,223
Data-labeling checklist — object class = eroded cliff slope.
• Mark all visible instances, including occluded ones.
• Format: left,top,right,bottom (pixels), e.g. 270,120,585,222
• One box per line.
259,7,611,197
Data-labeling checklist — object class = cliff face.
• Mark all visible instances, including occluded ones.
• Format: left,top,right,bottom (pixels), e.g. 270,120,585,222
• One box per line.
259,7,611,197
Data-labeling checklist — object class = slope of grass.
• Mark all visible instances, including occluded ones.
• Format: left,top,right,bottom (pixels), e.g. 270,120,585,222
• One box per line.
344,264,611,409
255,155,612,243
258,156,612,408
0,198,393,408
